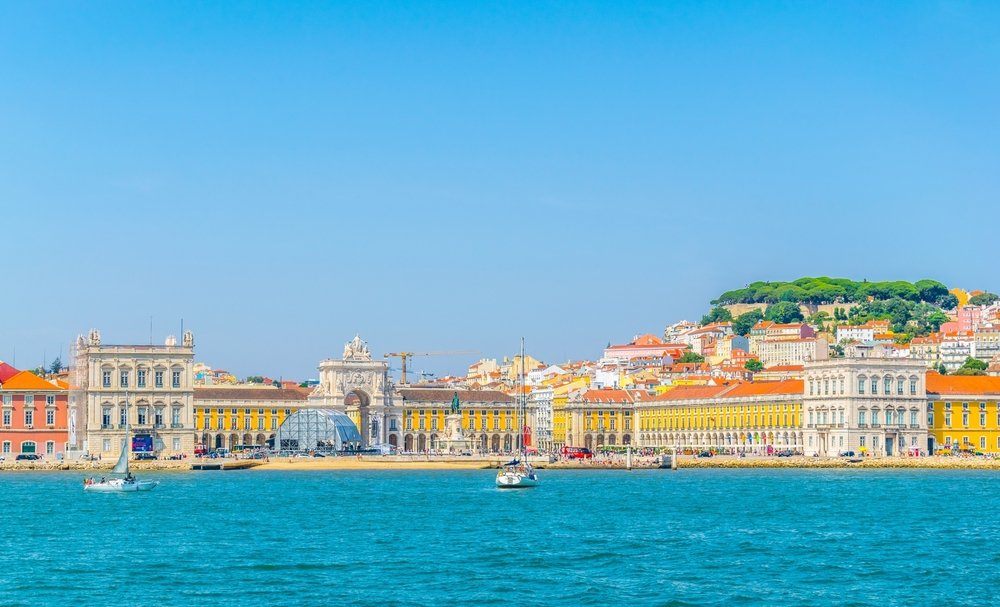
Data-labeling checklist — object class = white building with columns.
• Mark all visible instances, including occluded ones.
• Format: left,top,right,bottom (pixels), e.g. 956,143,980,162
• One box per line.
803,357,927,457
73,329,196,458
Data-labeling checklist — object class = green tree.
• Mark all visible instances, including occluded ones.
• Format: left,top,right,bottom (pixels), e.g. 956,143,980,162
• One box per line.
732,309,764,336
246,375,264,383
677,351,705,363
764,302,804,324
969,292,1000,306
700,306,733,326
937,363,948,375
937,293,959,309
915,279,949,304
960,357,988,371
745,359,764,372
48,357,62,374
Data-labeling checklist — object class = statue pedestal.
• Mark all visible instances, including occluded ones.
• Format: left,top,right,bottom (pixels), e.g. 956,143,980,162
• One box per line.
439,413,474,454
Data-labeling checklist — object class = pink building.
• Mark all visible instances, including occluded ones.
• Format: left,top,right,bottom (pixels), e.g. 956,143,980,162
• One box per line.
0,370,70,459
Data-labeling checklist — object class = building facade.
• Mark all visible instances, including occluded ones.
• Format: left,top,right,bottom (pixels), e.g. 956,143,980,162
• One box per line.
74,329,195,458
0,371,69,458
926,373,1000,454
194,387,310,451
635,382,804,452
397,388,517,453
564,388,635,450
803,358,927,457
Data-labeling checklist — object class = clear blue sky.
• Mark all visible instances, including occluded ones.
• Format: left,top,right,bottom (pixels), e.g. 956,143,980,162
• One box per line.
1,2,998,380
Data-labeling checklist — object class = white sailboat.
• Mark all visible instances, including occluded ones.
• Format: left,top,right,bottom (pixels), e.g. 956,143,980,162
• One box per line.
496,338,539,489
84,394,159,493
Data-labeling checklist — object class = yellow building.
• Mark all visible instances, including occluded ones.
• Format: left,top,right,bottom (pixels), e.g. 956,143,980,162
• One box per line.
194,387,310,451
550,376,590,448
635,380,804,452
564,388,635,449
926,372,1000,453
397,388,520,453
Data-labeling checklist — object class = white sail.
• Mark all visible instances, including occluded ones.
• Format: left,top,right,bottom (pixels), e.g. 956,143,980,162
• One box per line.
111,437,129,474
112,395,130,475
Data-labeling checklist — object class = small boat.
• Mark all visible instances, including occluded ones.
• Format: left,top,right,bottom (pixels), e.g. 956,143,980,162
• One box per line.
85,393,159,493
655,455,673,469
496,458,539,488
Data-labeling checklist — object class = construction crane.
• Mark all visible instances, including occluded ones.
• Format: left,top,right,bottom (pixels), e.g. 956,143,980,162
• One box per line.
383,351,480,385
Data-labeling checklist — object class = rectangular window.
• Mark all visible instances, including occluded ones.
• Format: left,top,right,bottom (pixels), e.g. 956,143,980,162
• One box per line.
858,379,865,395
103,439,111,452
173,438,181,451
138,369,147,388
2,410,9,426
120,370,129,388
24,409,33,426
981,437,987,449
911,411,918,426
172,371,181,388
858,411,866,426
981,413,987,427
1,441,9,453
103,371,112,387
155,409,164,427
860,436,866,447
945,413,951,427
46,395,55,406
102,408,111,428
25,395,33,407
172,408,181,426
155,371,164,388
138,407,147,425
897,379,904,395
46,441,54,455
46,410,55,425
962,413,969,426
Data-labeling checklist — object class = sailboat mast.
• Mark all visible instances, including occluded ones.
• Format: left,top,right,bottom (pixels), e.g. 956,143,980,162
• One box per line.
520,337,525,458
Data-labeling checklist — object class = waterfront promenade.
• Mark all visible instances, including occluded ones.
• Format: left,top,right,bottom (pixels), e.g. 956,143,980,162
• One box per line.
5,454,1000,471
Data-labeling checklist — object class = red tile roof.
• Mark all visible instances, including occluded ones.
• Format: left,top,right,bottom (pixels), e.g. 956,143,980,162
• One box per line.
926,372,1000,396
0,371,61,391
0,361,20,383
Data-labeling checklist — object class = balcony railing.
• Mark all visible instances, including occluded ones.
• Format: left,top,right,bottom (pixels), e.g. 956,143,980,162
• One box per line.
154,424,165,429
870,423,881,428
171,423,184,429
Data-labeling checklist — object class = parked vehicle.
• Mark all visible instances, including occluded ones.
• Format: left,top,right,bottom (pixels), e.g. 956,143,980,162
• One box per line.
696,451,713,458
133,452,158,461
776,449,795,457
560,446,594,459
16,454,41,461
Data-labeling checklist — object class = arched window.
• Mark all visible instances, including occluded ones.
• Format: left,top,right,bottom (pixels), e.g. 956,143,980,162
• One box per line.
20,441,36,454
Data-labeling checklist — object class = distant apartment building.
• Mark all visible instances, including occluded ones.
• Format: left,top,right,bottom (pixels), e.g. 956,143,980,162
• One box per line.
940,332,975,371
973,328,1000,363
835,320,891,344
911,335,942,368
749,322,816,354
73,329,195,458
0,370,69,458
527,386,554,451
603,334,683,364
757,337,829,367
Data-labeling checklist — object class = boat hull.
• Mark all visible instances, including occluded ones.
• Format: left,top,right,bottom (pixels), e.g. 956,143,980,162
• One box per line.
496,471,539,488
84,479,159,493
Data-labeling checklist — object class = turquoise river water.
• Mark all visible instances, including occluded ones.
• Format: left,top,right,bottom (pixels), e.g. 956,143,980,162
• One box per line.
1,468,999,606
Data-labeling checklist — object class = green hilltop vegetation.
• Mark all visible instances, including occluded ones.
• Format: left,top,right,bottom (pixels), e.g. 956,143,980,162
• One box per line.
701,277,960,341
711,277,956,307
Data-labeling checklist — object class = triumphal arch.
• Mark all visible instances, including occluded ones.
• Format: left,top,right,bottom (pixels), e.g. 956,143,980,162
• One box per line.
310,336,391,447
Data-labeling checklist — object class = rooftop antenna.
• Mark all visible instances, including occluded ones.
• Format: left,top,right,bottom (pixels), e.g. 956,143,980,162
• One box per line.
150,316,153,345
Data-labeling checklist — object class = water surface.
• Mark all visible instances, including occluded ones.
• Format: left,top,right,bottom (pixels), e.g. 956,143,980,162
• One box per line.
1,468,997,606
